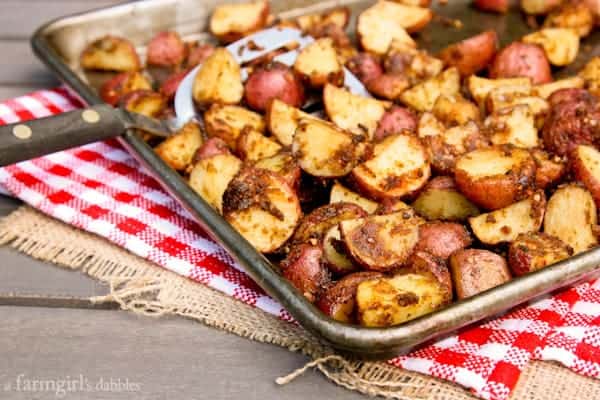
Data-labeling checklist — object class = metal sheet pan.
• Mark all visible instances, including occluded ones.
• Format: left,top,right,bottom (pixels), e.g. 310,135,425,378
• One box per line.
30,0,600,357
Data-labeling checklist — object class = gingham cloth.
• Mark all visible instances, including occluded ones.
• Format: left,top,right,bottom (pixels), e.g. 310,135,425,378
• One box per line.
1,89,599,400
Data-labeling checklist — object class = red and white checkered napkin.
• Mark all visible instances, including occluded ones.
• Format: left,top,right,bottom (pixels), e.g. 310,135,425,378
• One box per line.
1,89,599,400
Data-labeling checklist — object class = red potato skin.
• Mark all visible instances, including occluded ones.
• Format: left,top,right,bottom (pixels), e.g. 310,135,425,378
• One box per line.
293,202,368,245
473,0,509,13
99,72,150,106
119,89,165,117
415,222,473,260
146,31,186,68
422,176,457,191
532,149,567,189
244,62,306,112
449,249,511,299
281,244,330,303
571,145,600,207
309,23,352,48
507,233,573,276
159,69,190,102
366,74,410,101
186,43,216,67
374,106,418,141
439,31,499,77
193,137,231,162
345,53,383,85
406,251,453,299
489,42,552,84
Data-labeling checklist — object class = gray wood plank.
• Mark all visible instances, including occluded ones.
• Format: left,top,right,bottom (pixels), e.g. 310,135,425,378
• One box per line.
0,40,59,86
0,306,365,400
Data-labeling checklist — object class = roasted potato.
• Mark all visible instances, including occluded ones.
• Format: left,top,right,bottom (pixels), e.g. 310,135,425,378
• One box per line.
159,69,190,102
412,176,480,221
469,191,546,245
296,7,350,32
244,62,306,112
340,210,422,271
293,38,344,88
265,99,316,147
522,28,579,67
571,145,600,208
345,53,383,85
330,182,378,214
100,71,152,106
374,106,418,141
532,76,584,99
236,129,282,161
323,84,389,139
405,251,452,296
292,118,364,178
544,184,598,253
292,202,367,246
316,272,383,323
375,199,413,215
281,244,330,302
432,94,480,126
579,56,600,96
356,271,450,327
485,105,539,148
521,0,562,15
209,0,270,43
254,152,301,191
322,225,359,275
223,168,301,253
399,67,461,112
204,104,265,149
193,48,243,107
366,74,410,101
438,31,498,77
543,2,594,38
120,90,165,118
415,222,472,260
485,86,549,119
449,249,511,299
489,42,552,84
467,75,532,108
186,43,216,67
531,148,566,189
146,31,186,68
356,1,417,55
80,35,140,72
154,121,203,171
508,232,573,276
193,137,231,162
351,134,430,200
473,0,509,13
454,146,537,210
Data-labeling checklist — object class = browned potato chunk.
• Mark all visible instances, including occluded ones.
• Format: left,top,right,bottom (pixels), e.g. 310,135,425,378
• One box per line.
265,99,316,147
531,149,566,189
292,202,367,245
438,31,498,77
154,121,203,171
356,271,450,327
489,42,552,84
296,7,350,32
323,84,389,140
322,225,358,275
571,145,600,208
406,251,452,295
100,72,152,106
159,69,190,102
508,233,573,276
351,134,431,200
345,53,383,85
330,182,378,214
292,118,364,178
189,152,242,213
316,272,383,323
432,94,480,126
193,137,230,162
223,168,301,253
399,67,461,112
415,222,472,260
193,48,243,106
373,106,417,141
485,86,549,119
532,77,584,99
281,244,330,303
366,74,410,101
449,249,511,299
544,2,594,37
80,35,140,72
579,57,600,96
385,47,444,86
467,75,532,108
340,210,421,271
544,184,598,254
357,1,417,55
521,0,562,15
120,90,165,118
469,191,546,245
485,105,539,148
244,62,306,112
254,152,301,191
236,129,281,161
146,31,186,68
412,176,480,221
473,0,509,13
209,0,270,43
294,38,344,88
186,43,216,68
454,146,537,210
522,28,579,67
204,104,265,149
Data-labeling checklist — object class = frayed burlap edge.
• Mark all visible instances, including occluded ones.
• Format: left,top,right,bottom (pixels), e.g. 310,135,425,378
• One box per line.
1,206,599,400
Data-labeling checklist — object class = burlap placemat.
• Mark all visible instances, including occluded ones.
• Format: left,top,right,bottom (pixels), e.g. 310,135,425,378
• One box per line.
1,206,599,400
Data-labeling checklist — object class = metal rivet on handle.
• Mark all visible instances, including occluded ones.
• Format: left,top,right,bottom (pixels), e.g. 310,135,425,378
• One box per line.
82,109,100,124
12,124,32,140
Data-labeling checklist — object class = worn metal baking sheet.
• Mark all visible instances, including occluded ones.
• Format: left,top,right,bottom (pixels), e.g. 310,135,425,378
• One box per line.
30,0,600,357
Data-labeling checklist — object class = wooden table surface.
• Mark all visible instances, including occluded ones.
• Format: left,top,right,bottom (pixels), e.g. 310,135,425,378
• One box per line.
0,2,366,399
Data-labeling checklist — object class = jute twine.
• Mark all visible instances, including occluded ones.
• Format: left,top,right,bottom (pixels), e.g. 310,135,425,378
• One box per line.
1,206,599,400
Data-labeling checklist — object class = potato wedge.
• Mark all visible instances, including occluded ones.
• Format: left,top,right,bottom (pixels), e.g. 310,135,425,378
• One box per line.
193,137,230,162
330,182,378,214
209,0,269,43
236,129,282,161
374,106,417,140
357,1,417,55
454,146,537,210
294,38,344,88
438,31,498,77
296,7,350,32
244,62,306,112
467,75,532,108
100,71,152,106
254,152,301,191
80,35,140,72
469,191,546,245
154,121,203,171
223,168,301,253
351,134,430,200
432,94,480,126
415,222,472,260
120,90,165,118
323,225,359,275
192,48,243,106
386,48,445,86
485,87,549,119
356,272,450,327
292,118,364,178
485,105,539,148
508,232,573,276
489,42,552,84
532,76,584,99
281,244,330,302
522,28,579,67
146,31,186,68
265,99,316,147
399,67,461,112
571,145,600,208
189,153,242,213
544,3,594,37
323,84,389,140
204,104,265,149
340,211,421,271
366,74,410,101
521,0,562,15
449,249,511,299
544,184,598,254
292,202,368,245
531,149,566,189
405,251,452,296
346,53,383,85
579,57,600,96
412,176,480,221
